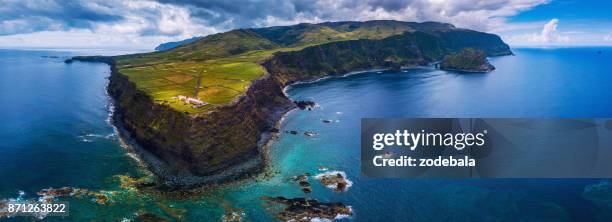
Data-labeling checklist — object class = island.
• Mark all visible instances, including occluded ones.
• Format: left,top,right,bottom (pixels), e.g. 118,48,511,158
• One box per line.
67,20,512,187
439,48,496,72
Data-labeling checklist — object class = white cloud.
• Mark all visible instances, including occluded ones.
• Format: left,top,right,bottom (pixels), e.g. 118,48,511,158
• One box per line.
541,19,569,42
10,0,612,49
504,18,571,46
0,29,174,50
0,0,219,50
252,0,550,32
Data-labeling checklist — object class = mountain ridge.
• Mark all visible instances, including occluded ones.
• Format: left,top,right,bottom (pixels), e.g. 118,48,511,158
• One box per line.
154,36,203,51
153,20,460,51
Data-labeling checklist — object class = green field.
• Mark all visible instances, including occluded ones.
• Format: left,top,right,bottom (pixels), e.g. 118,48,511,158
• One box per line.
113,21,455,114
115,44,314,114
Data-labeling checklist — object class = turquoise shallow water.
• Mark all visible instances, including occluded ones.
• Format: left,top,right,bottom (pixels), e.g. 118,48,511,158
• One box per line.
1,48,612,221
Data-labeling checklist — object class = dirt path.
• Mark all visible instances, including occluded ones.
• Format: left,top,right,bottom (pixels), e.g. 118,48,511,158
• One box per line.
194,70,204,98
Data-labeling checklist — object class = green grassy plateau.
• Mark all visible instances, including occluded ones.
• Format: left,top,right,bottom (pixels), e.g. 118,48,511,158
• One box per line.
112,21,471,114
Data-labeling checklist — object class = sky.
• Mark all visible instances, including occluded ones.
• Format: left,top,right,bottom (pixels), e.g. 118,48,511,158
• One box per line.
0,0,610,50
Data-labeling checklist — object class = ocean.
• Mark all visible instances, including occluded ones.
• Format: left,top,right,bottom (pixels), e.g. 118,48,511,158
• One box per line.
1,47,611,221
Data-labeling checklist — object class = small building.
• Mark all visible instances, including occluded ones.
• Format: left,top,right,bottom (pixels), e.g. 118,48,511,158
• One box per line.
172,95,207,108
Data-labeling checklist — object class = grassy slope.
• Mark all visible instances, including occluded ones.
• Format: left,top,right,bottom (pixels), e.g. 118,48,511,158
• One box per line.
114,21,464,114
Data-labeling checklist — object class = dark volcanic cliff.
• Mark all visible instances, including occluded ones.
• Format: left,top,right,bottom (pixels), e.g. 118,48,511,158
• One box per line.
264,30,510,85
108,67,292,186
75,21,511,187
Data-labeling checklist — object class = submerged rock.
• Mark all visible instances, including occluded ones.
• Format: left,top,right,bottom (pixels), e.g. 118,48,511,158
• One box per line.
37,187,77,197
322,120,332,123
136,212,170,222
289,173,313,194
37,187,113,205
222,210,245,222
0,200,8,218
262,196,352,221
301,187,312,193
583,181,612,210
222,205,245,222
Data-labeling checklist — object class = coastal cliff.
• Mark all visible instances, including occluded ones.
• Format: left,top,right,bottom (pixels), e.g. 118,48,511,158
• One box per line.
108,66,293,186
264,30,510,85
71,20,512,187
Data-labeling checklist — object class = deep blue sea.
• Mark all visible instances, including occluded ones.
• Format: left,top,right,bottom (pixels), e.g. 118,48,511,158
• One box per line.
1,47,612,221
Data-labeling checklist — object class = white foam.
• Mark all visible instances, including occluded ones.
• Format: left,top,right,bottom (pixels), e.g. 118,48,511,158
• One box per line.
125,153,144,164
334,206,353,220
314,171,353,191
79,132,116,143
78,136,93,142
221,210,245,222
309,208,352,222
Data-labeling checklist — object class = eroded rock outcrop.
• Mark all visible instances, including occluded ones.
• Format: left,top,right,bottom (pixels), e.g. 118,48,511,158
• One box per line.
315,171,353,192
440,48,495,72
262,196,353,221
294,100,316,110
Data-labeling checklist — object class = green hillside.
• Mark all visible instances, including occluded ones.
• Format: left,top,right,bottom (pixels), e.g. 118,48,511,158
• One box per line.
113,20,510,114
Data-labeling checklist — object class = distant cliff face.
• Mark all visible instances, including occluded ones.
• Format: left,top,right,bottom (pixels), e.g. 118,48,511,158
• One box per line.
264,30,511,85
91,20,512,186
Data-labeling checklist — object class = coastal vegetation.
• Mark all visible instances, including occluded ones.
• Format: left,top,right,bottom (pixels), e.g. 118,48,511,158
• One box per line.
440,48,495,72
110,20,510,114
70,20,512,186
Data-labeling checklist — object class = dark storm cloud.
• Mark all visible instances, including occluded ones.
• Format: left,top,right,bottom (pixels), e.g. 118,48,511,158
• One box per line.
155,0,299,28
0,0,122,35
152,0,546,29
368,0,410,12
0,0,549,37
155,0,394,26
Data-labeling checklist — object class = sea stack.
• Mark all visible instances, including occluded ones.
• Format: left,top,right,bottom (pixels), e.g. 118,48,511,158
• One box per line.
440,48,496,72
